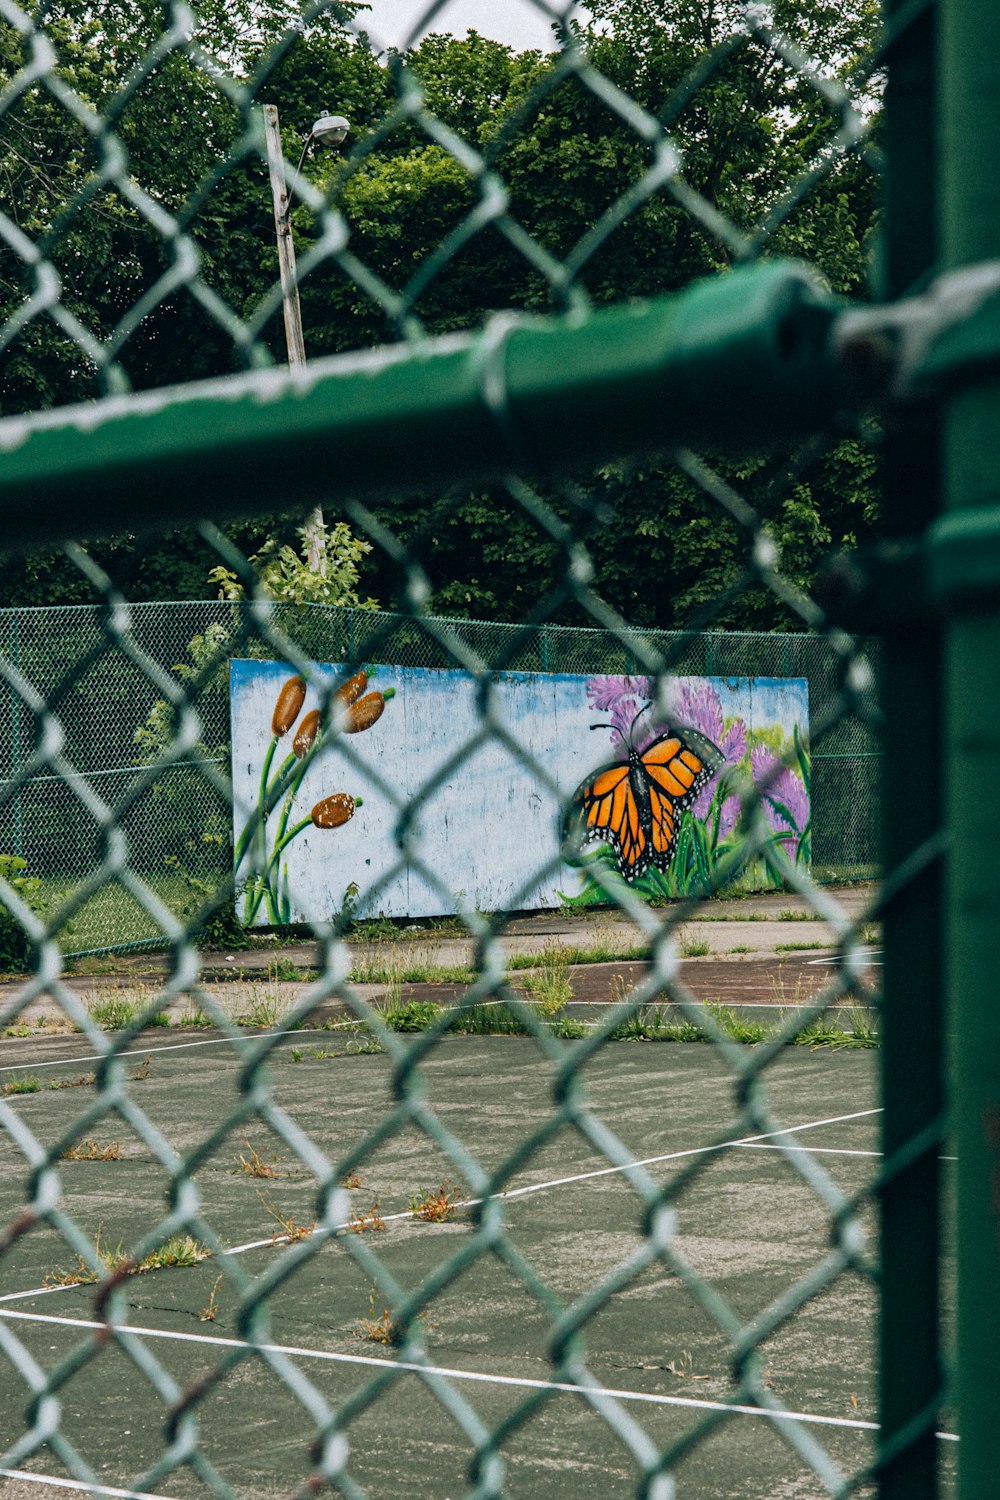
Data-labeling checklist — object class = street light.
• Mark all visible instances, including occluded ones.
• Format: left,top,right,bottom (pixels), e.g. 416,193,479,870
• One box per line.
262,104,350,569
263,105,351,369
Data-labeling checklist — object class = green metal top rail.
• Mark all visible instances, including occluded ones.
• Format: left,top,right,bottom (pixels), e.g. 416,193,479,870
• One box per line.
0,260,855,548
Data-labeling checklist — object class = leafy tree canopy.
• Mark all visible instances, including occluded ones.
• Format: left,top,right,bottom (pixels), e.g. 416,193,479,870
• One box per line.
0,0,883,628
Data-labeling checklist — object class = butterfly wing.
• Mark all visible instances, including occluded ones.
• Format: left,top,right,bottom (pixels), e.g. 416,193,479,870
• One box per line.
639,730,723,874
566,759,652,881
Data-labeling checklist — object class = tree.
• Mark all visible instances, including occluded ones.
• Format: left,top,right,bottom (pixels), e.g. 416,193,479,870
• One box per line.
0,2,883,626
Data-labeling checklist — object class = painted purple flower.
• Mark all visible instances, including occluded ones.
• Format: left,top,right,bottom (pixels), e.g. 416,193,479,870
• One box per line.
751,745,809,853
667,678,747,821
585,675,652,747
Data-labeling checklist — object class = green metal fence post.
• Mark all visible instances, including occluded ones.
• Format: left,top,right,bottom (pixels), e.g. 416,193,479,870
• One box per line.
878,2,944,1497
940,4,1000,1494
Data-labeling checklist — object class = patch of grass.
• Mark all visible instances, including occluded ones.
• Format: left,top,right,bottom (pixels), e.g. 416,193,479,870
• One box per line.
729,944,752,954
61,1138,123,1161
776,941,834,953
178,1006,214,1028
793,1003,879,1050
680,939,710,958
777,909,818,921
704,1003,770,1045
290,1044,345,1062
381,1000,442,1032
2,1074,42,1095
88,994,141,1030
3,1023,32,1038
547,1012,587,1038
45,1229,211,1286
139,1235,212,1272
520,944,573,1016
410,1180,461,1223
237,985,288,1030
450,1001,530,1036
268,958,302,982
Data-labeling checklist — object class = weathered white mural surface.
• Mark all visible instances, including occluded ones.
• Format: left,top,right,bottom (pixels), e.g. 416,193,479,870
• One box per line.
230,661,809,924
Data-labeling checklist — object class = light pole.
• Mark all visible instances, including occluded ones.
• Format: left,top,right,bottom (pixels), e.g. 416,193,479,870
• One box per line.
263,104,350,567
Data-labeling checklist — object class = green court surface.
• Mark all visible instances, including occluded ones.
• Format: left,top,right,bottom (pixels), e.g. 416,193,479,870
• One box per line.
0,1032,954,1500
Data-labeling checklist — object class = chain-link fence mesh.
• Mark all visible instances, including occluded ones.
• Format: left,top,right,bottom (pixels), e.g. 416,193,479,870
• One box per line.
0,2,953,1498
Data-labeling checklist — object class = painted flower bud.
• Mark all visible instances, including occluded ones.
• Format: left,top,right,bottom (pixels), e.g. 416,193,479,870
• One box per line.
310,793,359,829
272,677,306,737
293,709,321,758
335,670,368,707
344,691,385,734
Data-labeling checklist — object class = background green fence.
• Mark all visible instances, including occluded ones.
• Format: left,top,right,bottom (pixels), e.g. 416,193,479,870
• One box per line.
0,0,976,1497
0,602,881,953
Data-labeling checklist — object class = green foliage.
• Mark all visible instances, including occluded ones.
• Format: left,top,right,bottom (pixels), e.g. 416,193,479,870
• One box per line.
0,855,39,973
207,520,379,609
381,1000,443,1032
0,0,883,627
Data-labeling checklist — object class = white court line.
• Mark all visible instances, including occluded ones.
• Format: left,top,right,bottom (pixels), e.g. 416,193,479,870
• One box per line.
807,950,883,968
0,1307,958,1444
0,1107,882,1304
0,1469,183,1500
0,1020,369,1075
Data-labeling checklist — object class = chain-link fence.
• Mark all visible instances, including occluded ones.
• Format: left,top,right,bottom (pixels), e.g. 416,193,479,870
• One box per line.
0,601,881,954
0,0,976,1497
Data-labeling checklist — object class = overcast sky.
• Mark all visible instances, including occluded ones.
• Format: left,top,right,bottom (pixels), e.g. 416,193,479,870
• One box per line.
357,1,590,54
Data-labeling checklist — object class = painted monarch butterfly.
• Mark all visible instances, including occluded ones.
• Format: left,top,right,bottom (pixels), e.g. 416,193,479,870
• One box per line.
565,710,723,882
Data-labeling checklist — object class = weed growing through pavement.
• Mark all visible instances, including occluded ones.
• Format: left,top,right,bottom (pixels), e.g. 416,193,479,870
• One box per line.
178,1006,214,1028
258,1192,315,1244
2,1074,42,1095
355,1290,403,1345
410,1181,461,1222
3,1023,31,1037
776,941,834,953
680,939,710,958
451,1001,529,1036
61,1138,123,1161
347,1200,386,1233
88,994,140,1030
381,999,442,1032
234,1141,285,1178
49,1072,97,1090
269,958,301,983
342,1170,363,1189
45,1229,210,1286
129,1055,152,1082
200,1274,224,1322
520,943,573,1016
237,984,288,1030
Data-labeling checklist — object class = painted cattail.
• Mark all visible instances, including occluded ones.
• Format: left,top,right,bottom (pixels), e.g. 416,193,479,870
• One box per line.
310,793,360,829
345,689,394,734
272,676,306,737
335,670,368,707
293,709,321,758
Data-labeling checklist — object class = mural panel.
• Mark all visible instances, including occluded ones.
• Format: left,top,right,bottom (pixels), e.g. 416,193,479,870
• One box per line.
230,662,809,924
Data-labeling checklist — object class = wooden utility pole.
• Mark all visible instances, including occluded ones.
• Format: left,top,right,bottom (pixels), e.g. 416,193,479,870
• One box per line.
263,102,323,570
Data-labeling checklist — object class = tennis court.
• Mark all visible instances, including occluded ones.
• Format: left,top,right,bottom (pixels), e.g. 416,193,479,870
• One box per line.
0,1021,956,1499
